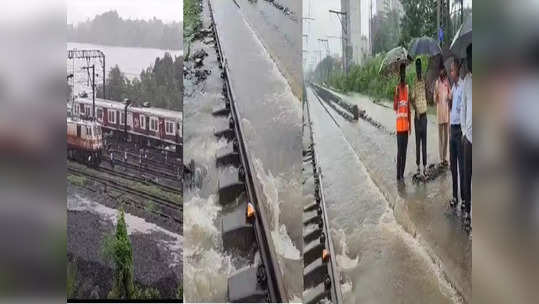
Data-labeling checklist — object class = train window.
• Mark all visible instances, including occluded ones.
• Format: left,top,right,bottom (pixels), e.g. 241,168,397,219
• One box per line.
85,105,91,116
76,124,81,137
79,104,84,115
150,117,158,131
97,108,103,122
165,120,175,135
140,114,146,129
120,112,125,125
108,110,116,124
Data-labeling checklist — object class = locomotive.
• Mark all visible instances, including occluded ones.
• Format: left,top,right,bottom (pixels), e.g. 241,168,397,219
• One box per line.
67,117,103,167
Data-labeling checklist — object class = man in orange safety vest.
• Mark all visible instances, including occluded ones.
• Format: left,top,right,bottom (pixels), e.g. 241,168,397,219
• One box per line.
394,63,411,181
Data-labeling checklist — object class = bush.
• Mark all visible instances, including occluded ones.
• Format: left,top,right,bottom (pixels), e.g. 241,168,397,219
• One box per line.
184,0,202,41
103,210,135,299
326,53,430,102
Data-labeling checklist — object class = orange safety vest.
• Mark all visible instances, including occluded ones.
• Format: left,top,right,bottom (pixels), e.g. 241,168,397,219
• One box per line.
395,84,410,132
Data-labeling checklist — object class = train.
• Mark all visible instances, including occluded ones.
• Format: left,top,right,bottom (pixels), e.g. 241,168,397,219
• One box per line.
71,97,182,154
67,117,103,167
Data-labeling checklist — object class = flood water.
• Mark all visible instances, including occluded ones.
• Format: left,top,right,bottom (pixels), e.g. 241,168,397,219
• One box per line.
67,42,182,95
306,86,469,303
183,0,302,301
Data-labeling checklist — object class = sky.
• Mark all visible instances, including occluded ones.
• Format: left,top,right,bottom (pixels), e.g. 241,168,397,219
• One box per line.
303,0,473,71
67,0,183,25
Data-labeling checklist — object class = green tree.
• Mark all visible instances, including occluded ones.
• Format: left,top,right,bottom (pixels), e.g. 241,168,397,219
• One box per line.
68,10,182,50
372,0,401,54
400,0,437,46
96,53,182,111
103,210,135,299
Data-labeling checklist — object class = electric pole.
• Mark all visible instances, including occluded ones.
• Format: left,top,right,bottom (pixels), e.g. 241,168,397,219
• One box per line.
82,64,96,120
329,9,348,75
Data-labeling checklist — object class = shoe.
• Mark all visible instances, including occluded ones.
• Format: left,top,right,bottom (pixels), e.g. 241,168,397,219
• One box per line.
460,201,467,212
417,167,420,175
463,212,472,231
423,166,427,176
449,198,457,208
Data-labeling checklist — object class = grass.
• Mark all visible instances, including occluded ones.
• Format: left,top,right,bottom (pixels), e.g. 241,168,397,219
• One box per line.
67,261,78,298
145,201,156,213
327,54,432,103
129,182,181,204
67,174,86,187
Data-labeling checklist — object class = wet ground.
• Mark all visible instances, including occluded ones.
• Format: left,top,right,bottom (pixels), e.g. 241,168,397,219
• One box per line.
306,86,471,303
67,182,182,299
183,0,302,301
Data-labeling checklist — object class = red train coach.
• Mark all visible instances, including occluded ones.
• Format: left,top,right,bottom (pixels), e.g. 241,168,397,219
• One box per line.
72,97,182,153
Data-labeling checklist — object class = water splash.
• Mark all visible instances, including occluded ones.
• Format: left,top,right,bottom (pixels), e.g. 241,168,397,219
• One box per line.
253,157,300,260
184,194,236,301
334,228,359,271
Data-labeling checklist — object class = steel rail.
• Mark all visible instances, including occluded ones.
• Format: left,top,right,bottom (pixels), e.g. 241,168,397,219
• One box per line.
305,87,343,303
208,0,287,301
67,165,182,213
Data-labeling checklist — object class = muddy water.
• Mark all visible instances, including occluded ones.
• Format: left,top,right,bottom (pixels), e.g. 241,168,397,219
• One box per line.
182,0,235,300
210,0,303,299
307,87,461,304
236,0,302,97
325,89,472,302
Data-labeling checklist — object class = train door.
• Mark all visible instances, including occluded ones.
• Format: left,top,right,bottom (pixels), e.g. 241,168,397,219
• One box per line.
159,118,165,139
127,112,133,130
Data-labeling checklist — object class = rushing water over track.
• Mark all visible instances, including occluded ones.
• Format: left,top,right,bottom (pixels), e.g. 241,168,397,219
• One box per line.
306,86,463,304
184,0,302,300
210,0,303,299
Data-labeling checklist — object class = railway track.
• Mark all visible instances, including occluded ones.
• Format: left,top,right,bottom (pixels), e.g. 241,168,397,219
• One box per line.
101,151,181,181
97,165,181,195
303,88,343,304
208,0,287,301
67,164,182,223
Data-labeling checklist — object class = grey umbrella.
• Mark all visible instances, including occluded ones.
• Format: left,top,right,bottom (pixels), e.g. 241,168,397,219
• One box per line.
450,15,472,58
408,36,442,58
379,46,411,75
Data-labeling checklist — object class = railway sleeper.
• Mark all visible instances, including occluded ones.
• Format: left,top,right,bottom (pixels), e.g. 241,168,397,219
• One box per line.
303,208,322,226
304,236,325,267
218,166,245,205
213,105,231,116
303,223,323,244
216,144,240,167
222,200,255,253
303,279,332,304
304,257,330,290
227,264,269,303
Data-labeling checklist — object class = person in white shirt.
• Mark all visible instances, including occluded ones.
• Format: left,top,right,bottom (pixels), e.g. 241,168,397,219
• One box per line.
461,44,472,230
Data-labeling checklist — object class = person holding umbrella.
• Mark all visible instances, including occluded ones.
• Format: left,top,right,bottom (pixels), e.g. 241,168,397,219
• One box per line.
394,63,411,182
409,36,442,177
410,58,428,176
380,46,411,182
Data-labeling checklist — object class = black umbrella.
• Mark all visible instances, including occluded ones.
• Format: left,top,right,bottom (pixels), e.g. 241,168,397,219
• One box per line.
379,46,411,75
408,36,442,58
450,15,472,59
